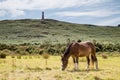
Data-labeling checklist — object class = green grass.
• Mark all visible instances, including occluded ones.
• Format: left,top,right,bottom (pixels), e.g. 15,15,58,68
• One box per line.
0,19,120,44
0,54,120,80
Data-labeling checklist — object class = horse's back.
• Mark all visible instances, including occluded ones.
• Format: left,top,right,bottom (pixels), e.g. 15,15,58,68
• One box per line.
85,41,96,53
70,42,94,57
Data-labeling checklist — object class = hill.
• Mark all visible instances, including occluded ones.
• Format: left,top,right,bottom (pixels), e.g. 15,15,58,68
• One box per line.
0,19,120,44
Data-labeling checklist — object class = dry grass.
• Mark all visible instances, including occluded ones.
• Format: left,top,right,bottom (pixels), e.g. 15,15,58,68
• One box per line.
0,55,120,80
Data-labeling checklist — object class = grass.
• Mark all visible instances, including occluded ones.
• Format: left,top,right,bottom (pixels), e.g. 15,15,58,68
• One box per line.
0,19,120,79
0,19,120,44
0,54,120,80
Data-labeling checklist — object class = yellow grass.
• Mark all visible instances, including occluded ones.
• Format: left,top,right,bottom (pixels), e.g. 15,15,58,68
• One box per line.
0,55,120,80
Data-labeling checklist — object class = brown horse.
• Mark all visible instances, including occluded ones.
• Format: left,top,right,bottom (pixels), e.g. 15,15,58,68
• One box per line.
61,41,98,71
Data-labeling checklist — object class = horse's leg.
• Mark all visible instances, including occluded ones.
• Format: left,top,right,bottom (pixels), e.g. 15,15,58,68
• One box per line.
91,55,94,69
72,57,76,70
91,55,98,70
73,57,79,70
86,56,90,70
75,57,79,70
94,56,98,70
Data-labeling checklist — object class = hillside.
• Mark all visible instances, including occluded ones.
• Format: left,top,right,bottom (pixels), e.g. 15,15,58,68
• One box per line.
0,19,120,44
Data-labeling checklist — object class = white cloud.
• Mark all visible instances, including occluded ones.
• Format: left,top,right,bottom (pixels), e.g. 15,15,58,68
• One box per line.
0,0,107,10
96,17,120,26
0,10,6,16
55,9,120,17
9,9,25,17
0,0,108,17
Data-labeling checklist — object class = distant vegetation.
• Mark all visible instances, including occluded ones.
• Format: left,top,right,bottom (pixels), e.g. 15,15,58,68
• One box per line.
118,24,120,27
0,19,120,56
0,40,120,57
0,19,120,44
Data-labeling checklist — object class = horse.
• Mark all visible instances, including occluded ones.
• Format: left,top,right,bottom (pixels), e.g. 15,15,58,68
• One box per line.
61,41,98,71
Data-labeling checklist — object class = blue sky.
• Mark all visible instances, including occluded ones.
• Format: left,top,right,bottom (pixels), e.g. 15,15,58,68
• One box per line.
0,0,120,26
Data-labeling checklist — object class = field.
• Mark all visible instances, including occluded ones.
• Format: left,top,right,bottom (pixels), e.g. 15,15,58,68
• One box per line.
0,19,120,80
0,54,120,80
0,19,120,44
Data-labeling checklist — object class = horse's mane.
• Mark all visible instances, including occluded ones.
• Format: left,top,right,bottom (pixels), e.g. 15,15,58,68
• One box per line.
64,43,73,56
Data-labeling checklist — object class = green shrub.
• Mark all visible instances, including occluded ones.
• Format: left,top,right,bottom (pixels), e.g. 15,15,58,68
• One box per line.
77,39,82,42
47,47,56,55
0,53,7,58
39,50,44,55
0,44,16,51
17,55,22,59
15,49,28,55
42,53,50,67
26,46,35,54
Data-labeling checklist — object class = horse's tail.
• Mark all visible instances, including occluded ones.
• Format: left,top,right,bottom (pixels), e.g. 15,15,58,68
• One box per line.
64,43,73,56
88,42,98,69
86,42,96,54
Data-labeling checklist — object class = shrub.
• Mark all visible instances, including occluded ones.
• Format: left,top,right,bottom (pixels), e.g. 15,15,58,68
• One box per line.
118,24,120,27
77,39,82,42
42,53,50,59
26,46,35,54
47,47,56,55
60,46,66,54
101,54,108,59
42,53,50,67
17,55,22,59
39,50,44,55
11,55,15,58
41,21,46,24
95,43,104,52
0,53,7,59
0,50,9,59
0,44,9,50
15,49,28,55
0,44,16,51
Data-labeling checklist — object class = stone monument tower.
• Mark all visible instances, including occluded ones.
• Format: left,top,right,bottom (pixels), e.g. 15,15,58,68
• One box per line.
42,11,44,20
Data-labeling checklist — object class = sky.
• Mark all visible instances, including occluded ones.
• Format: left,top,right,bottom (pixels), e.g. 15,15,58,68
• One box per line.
0,0,120,26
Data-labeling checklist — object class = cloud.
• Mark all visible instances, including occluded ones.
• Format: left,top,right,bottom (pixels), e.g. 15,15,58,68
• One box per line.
96,17,120,26
9,9,25,17
0,0,107,10
0,0,108,17
55,9,120,17
0,10,6,16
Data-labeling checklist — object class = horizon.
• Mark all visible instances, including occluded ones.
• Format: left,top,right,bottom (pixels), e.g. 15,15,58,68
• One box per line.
0,0,120,26
0,18,118,27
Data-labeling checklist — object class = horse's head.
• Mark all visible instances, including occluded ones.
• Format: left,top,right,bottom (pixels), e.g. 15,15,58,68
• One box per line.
61,55,68,71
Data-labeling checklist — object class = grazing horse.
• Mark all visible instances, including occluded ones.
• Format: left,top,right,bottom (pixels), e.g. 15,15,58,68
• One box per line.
61,41,98,71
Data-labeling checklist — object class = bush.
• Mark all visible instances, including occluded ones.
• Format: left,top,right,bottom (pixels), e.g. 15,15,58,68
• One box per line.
47,47,56,55
60,46,66,54
39,50,44,55
95,43,104,52
0,53,7,59
42,53,50,67
26,46,35,54
95,42,120,52
17,55,22,59
15,48,29,55
2,49,13,55
42,53,50,59
118,24,120,27
101,54,108,59
77,39,82,42
0,44,16,51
